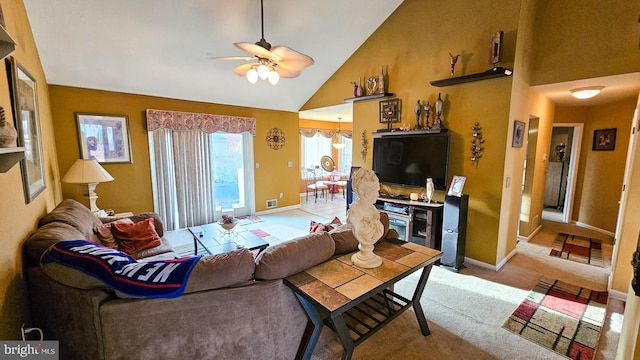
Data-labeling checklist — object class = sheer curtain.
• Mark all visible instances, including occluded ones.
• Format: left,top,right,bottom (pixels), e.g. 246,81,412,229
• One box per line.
146,109,255,231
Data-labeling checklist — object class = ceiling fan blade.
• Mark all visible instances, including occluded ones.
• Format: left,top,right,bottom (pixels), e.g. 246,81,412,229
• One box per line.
208,55,255,61
270,46,314,68
272,66,301,78
234,42,280,61
232,63,256,76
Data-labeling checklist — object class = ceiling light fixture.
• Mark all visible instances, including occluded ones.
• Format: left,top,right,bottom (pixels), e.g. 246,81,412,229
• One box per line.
245,58,280,85
332,117,346,150
570,86,605,99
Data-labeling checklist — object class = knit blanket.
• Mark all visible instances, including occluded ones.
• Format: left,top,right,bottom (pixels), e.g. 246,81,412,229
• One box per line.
41,240,201,298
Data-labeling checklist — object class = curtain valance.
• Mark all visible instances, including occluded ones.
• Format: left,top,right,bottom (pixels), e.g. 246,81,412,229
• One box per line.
146,109,256,136
299,128,353,139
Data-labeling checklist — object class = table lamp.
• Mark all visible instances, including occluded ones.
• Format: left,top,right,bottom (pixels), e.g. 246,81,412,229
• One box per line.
61,159,114,213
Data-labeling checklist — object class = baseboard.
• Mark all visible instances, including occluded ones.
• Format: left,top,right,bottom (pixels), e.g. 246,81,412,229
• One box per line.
609,288,627,301
575,222,615,238
518,224,542,243
256,204,300,215
464,257,498,271
496,248,518,271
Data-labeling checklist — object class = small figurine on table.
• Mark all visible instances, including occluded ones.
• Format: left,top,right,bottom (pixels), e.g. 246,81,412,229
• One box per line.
414,100,422,129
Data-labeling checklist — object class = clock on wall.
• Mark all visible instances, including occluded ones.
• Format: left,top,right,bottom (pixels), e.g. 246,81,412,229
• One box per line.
379,98,400,124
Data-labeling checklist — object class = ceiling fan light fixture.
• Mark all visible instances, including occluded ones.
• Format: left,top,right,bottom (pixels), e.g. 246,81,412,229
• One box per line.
257,64,270,80
268,69,280,85
570,86,605,99
246,68,259,84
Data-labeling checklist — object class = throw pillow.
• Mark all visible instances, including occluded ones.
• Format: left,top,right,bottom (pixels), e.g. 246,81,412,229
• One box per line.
94,218,134,248
255,232,335,280
111,217,162,255
309,216,342,233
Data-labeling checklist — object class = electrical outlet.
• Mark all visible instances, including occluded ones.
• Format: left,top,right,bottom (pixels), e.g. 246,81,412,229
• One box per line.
287,161,293,167
279,192,283,198
506,177,511,188
255,162,260,169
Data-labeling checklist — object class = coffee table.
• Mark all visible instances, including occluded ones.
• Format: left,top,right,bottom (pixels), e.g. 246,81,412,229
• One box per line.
188,222,269,257
284,239,442,360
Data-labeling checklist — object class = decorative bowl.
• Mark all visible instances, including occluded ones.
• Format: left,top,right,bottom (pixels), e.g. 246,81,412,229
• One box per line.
218,219,238,231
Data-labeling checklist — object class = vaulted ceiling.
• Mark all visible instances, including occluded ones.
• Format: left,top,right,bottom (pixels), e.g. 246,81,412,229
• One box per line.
23,0,404,114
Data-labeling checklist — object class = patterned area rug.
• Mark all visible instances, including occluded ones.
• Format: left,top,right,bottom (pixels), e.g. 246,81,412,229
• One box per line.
503,277,608,360
549,232,604,267
236,215,264,225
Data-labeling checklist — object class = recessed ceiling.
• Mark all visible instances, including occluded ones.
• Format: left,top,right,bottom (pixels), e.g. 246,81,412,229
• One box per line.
532,72,640,107
23,0,404,113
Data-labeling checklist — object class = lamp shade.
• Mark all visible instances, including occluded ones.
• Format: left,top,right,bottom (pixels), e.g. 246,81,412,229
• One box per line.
62,159,114,184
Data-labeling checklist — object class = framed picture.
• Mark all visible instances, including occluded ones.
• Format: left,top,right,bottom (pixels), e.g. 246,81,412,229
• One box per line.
512,120,526,148
6,57,46,203
379,98,400,123
75,113,132,163
448,176,466,197
592,128,616,151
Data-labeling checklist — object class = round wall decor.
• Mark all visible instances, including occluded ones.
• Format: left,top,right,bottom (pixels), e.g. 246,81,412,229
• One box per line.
266,128,285,150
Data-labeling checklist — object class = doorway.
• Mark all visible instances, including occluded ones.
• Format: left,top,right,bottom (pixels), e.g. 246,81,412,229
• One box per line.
542,124,582,223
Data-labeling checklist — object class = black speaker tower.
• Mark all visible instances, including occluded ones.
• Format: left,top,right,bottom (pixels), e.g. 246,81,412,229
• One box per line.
440,194,468,271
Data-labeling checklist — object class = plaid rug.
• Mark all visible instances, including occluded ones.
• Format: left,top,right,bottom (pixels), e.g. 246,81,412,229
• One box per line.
236,215,264,225
503,277,608,360
549,232,604,267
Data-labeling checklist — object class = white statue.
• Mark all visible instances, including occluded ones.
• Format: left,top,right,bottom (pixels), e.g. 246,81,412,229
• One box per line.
347,168,383,268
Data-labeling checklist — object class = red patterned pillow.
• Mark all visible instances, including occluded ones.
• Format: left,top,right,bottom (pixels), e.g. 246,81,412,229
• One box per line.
309,217,342,233
94,218,134,248
111,217,162,255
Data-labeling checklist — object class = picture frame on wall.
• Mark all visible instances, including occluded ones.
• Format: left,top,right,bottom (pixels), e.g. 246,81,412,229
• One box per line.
6,56,46,204
512,120,526,148
75,113,133,163
592,128,616,151
448,176,466,197
379,98,400,124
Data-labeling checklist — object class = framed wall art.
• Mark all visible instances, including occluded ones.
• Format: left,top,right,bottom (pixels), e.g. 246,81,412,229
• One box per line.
75,113,132,163
379,98,400,124
6,56,46,203
512,120,526,148
592,128,616,151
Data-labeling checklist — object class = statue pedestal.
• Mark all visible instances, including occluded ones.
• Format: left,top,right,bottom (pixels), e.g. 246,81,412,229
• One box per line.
351,243,382,268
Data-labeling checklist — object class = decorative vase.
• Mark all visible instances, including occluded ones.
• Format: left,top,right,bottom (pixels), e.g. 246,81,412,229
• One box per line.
377,65,385,94
347,168,383,268
425,178,435,203
0,106,17,148
356,78,363,97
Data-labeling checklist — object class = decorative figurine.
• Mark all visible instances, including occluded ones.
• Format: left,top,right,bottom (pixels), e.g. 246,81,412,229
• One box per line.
424,178,435,203
423,101,431,129
347,167,384,268
471,122,484,168
0,106,17,148
361,130,368,161
449,52,461,77
489,31,503,67
366,77,377,95
433,93,443,130
377,66,385,94
414,100,422,129
350,81,359,97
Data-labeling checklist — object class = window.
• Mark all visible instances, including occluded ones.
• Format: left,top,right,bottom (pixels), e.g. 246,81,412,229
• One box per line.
301,132,332,175
339,135,352,173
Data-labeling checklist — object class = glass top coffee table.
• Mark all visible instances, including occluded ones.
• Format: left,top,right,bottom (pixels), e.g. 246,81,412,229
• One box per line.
284,239,442,360
188,222,269,257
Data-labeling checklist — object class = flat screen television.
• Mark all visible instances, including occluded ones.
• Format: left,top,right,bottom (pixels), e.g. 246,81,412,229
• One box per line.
372,133,450,190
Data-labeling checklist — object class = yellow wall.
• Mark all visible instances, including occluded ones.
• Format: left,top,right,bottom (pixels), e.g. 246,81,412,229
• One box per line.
304,0,522,265
48,86,301,214
554,98,636,232
531,0,640,85
0,0,60,339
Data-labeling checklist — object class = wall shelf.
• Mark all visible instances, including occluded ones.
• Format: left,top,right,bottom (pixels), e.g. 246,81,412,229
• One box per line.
344,93,394,103
373,128,447,137
0,147,25,173
0,24,16,61
430,67,513,87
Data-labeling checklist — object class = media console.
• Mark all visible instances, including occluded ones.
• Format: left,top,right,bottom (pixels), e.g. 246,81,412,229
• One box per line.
374,195,468,271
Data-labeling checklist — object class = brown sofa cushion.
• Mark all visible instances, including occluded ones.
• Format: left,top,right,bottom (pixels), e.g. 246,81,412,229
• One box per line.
25,222,90,263
184,248,256,293
255,232,335,280
38,199,102,241
329,224,359,255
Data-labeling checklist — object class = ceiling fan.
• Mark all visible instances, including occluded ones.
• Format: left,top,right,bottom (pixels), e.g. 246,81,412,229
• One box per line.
211,0,314,85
